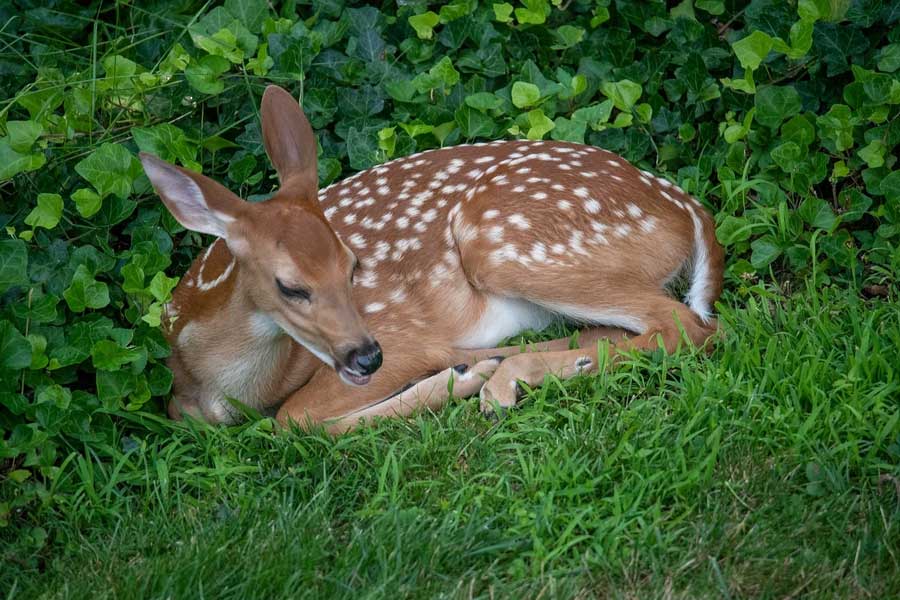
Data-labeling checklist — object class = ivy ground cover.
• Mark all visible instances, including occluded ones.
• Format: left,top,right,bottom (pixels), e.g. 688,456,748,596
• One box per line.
2,0,900,596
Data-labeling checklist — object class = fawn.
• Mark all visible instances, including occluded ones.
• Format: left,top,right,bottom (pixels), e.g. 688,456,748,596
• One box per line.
139,85,723,432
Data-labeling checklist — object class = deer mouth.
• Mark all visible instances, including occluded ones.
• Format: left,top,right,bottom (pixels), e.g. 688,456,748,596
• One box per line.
338,366,371,386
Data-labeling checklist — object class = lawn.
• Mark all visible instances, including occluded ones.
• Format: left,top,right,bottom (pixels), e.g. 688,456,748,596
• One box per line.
4,281,899,598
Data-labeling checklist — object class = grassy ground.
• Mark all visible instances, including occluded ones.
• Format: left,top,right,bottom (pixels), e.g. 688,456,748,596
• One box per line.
2,280,900,599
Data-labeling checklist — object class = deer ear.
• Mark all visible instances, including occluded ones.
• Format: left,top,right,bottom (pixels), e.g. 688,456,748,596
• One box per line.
260,85,318,199
140,153,246,238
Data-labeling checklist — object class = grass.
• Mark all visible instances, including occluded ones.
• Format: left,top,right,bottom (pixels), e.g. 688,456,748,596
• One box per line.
2,279,899,598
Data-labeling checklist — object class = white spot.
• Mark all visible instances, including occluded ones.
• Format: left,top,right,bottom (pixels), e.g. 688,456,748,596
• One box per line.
396,216,410,229
569,231,588,255
584,199,601,214
487,225,504,242
532,191,547,200
365,302,386,313
573,187,590,198
343,213,357,224
348,233,367,248
530,242,547,262
508,214,530,229
627,203,643,218
377,186,390,196
324,206,337,219
474,156,495,164
614,224,632,238
484,209,500,219
557,200,572,211
640,216,658,233
551,243,565,254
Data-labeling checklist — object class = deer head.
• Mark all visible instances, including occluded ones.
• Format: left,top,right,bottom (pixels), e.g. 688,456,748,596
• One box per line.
140,85,383,385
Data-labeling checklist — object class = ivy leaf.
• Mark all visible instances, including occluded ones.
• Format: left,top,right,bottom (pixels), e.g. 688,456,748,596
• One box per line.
515,0,551,24
0,321,32,370
465,92,502,111
409,12,440,40
877,44,900,73
74,143,142,199
71,188,102,218
732,30,774,70
600,79,642,111
552,25,584,50
148,272,179,303
813,23,870,76
750,236,782,269
573,101,614,129
91,340,142,371
526,109,555,139
857,140,885,169
755,85,802,129
799,197,838,231
770,142,803,173
455,105,496,138
64,265,110,313
511,81,541,108
133,124,198,169
6,121,43,153
185,55,231,95
0,139,46,182
493,3,514,22
96,370,135,409
24,193,63,230
816,104,856,152
0,239,28,293
880,171,900,203
224,0,268,33
551,117,586,143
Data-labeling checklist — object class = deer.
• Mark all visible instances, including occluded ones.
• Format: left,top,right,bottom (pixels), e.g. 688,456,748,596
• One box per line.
138,85,723,433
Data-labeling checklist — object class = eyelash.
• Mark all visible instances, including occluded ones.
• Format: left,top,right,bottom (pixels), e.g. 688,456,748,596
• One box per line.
276,278,311,302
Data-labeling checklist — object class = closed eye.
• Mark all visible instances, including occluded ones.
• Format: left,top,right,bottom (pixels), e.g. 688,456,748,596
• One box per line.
276,278,311,302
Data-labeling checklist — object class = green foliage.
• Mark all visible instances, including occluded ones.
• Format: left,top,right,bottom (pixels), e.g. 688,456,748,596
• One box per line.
1,0,899,570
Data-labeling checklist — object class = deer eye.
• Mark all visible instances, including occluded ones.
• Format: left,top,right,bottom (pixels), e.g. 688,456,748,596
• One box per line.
276,278,311,302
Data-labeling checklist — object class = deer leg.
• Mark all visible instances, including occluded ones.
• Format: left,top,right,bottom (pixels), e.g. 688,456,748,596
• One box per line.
322,357,505,434
277,325,634,432
479,300,717,414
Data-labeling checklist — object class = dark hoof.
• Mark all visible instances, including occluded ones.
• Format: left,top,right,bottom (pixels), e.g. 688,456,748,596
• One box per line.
452,363,469,374
481,404,509,421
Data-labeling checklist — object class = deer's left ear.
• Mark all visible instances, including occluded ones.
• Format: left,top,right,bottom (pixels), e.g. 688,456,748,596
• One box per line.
260,85,318,201
140,152,247,238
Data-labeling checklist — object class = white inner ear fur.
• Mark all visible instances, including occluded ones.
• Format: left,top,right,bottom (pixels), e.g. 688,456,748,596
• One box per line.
143,159,231,238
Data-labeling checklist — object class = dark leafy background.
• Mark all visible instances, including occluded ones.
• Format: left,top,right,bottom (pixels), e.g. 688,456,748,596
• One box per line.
1,0,899,524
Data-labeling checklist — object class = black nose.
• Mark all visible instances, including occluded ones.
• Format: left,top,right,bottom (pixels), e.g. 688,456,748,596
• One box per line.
345,341,383,375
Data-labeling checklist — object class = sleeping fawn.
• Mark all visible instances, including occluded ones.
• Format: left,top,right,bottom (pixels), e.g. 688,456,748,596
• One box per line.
140,85,723,432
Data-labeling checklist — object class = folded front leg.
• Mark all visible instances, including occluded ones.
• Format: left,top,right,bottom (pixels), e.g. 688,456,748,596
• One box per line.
323,357,504,433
